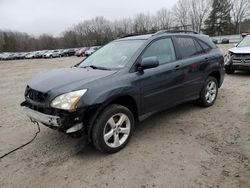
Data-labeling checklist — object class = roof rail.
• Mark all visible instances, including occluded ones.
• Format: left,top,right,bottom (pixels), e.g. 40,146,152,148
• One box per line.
154,30,198,35
120,33,140,38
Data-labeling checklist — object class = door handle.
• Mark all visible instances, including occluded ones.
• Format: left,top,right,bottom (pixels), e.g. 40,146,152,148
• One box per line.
174,65,181,70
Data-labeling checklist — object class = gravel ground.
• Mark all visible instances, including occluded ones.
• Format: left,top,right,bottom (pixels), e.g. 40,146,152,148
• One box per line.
0,45,249,188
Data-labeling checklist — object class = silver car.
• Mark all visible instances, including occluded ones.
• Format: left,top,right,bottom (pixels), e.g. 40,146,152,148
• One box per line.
225,35,250,74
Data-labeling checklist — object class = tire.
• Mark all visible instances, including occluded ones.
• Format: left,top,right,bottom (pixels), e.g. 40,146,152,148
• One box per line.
198,76,218,107
225,66,235,74
92,104,134,154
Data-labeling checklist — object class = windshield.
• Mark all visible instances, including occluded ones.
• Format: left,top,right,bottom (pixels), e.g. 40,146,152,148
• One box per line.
79,40,144,70
237,35,250,47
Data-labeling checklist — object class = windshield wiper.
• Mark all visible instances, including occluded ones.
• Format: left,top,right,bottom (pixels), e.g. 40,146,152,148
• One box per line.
81,65,111,70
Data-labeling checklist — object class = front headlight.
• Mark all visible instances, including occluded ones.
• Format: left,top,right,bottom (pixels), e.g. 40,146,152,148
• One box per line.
51,89,87,110
225,52,233,65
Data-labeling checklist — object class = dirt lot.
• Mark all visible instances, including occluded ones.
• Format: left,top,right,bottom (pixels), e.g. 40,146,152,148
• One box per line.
0,45,250,188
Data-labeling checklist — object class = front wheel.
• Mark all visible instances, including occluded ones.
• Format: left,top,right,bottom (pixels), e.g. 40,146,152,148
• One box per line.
198,77,218,107
92,105,134,154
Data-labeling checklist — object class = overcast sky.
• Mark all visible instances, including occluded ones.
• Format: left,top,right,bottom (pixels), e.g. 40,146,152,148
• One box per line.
0,0,177,36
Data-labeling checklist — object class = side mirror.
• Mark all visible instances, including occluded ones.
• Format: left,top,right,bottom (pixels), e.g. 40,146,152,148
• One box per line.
138,57,159,71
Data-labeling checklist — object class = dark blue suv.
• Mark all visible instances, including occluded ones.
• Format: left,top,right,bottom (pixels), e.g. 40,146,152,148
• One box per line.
21,31,225,153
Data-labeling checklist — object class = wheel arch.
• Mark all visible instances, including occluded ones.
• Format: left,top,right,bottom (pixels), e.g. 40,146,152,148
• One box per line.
207,71,221,88
84,94,139,141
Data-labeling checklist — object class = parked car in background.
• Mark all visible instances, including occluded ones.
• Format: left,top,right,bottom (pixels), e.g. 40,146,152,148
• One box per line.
0,53,6,60
75,47,90,57
43,50,52,58
57,49,64,57
25,52,36,59
34,50,46,58
241,33,249,38
14,52,28,60
221,38,229,44
61,48,77,57
43,50,62,58
212,38,218,44
0,53,4,59
1,53,11,60
10,53,19,60
85,46,101,56
21,30,224,153
225,34,250,74
5,53,16,60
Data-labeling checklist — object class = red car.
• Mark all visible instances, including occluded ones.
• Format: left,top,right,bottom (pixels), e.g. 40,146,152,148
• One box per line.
75,47,90,57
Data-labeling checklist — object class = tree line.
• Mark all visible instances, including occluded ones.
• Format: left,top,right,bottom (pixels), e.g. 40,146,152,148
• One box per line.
0,0,249,52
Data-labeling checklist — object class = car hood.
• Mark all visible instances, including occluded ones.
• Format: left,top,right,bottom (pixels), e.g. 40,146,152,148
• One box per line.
28,67,116,93
229,46,250,54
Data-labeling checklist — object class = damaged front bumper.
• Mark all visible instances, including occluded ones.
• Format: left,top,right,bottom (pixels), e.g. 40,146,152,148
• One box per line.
225,54,250,71
23,107,61,127
21,101,85,134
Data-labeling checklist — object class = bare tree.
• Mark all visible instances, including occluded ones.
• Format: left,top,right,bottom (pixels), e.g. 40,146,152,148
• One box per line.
156,8,173,30
173,0,191,28
189,0,211,32
133,13,152,34
231,0,250,33
2,0,235,52
0,32,5,52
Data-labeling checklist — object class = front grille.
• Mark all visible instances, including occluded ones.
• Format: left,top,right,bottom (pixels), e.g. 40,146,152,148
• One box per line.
232,53,250,64
25,86,48,103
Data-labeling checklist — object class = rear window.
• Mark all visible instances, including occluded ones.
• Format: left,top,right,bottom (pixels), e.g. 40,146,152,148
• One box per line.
176,37,202,58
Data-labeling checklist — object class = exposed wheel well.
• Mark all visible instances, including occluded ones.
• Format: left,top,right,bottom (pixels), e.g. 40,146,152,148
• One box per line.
110,96,139,122
208,71,221,87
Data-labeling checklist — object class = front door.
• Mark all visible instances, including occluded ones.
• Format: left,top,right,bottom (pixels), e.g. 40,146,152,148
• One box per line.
135,37,185,115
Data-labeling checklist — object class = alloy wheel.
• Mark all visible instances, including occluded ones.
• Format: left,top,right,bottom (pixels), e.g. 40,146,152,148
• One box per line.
103,113,131,148
205,81,217,104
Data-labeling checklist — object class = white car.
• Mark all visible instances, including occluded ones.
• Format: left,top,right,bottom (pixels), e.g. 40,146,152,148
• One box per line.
43,50,61,58
225,35,250,74
25,52,37,59
85,46,101,56
0,53,5,60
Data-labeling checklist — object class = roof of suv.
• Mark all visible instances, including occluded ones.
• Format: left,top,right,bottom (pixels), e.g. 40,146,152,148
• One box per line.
117,30,215,48
118,31,204,40
118,34,153,40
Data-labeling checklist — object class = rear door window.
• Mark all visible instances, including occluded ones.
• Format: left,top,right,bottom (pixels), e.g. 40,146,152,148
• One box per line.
176,37,203,58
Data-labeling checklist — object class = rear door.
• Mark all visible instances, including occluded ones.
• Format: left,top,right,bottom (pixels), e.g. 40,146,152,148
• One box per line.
135,37,185,114
174,36,210,99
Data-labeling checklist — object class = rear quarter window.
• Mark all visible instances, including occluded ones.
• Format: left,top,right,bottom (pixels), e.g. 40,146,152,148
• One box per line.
196,39,212,52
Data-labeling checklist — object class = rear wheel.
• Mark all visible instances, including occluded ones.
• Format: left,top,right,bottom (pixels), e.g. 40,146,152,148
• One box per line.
92,104,134,154
198,77,218,107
